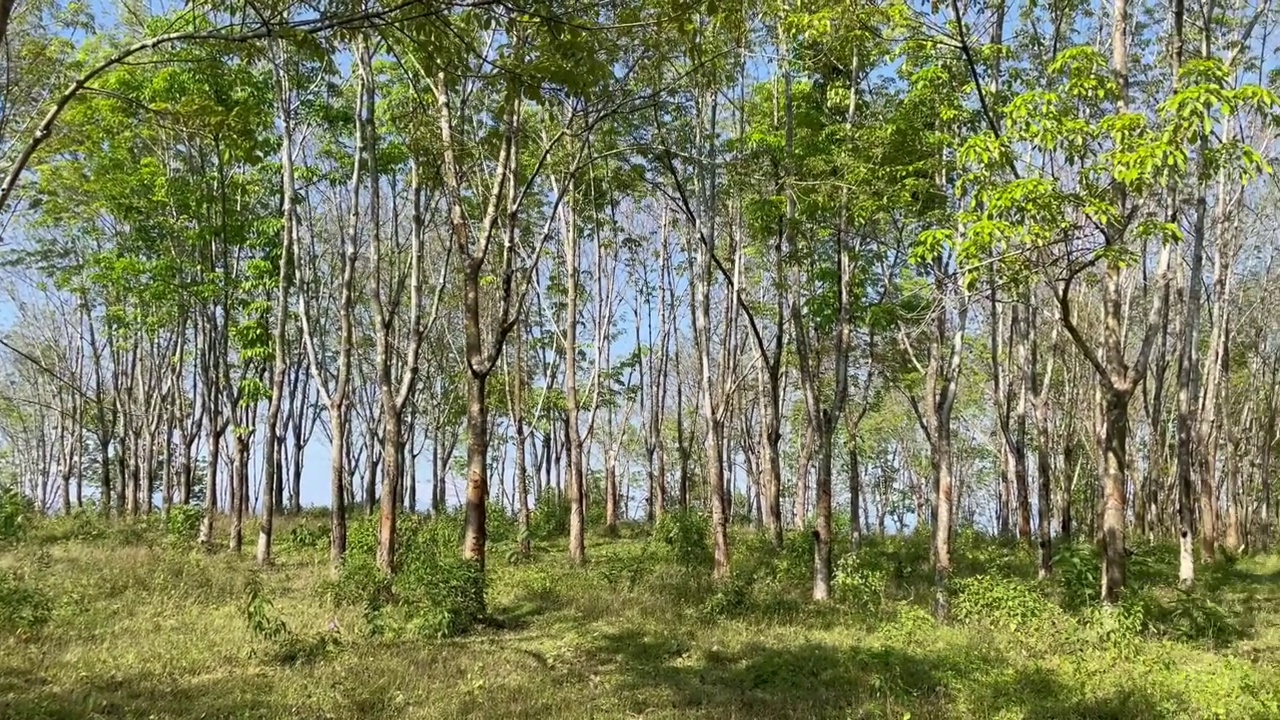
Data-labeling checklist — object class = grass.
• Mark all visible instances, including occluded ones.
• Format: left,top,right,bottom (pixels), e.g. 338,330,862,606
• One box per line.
2,512,1280,719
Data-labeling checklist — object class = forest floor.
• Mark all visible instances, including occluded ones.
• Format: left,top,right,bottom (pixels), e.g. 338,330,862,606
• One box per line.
2,512,1280,719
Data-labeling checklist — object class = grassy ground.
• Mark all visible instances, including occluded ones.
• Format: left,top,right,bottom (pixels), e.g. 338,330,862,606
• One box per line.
2,513,1280,719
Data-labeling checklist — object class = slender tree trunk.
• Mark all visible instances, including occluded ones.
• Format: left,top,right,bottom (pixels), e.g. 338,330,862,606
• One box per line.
199,420,223,547
812,428,834,600
257,48,296,565
563,190,587,564
1029,306,1056,578
514,339,531,557
794,425,814,528
1011,304,1031,544
462,373,490,569
377,412,403,572
328,404,348,566
761,407,783,547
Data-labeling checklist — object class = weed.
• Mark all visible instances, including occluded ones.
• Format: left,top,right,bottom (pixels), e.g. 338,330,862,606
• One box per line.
280,520,330,553
165,504,202,545
833,551,890,613
1,524,1278,719
0,567,52,638
0,486,35,544
331,513,486,639
1165,587,1241,646
652,508,711,567
700,573,754,619
1052,541,1100,611
530,488,569,539
244,571,339,665
950,574,1060,632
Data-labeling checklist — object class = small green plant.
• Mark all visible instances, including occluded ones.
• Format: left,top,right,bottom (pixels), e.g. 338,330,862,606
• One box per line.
775,530,817,585
281,521,330,553
1052,541,1100,611
0,487,35,543
245,571,291,644
326,556,389,608
382,555,486,639
0,568,53,638
595,545,659,591
329,512,486,639
1164,587,1240,646
878,602,937,643
244,571,338,665
652,509,710,567
951,574,1059,632
32,507,108,544
700,573,754,619
109,516,163,546
530,489,570,540
833,551,889,613
487,509,520,544
345,514,379,558
164,504,202,544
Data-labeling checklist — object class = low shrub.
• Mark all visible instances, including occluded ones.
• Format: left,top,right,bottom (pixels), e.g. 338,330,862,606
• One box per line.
700,573,754,619
1164,588,1241,646
951,574,1060,632
345,514,379,558
954,527,1035,577
530,489,569,540
108,516,163,546
326,556,387,608
373,554,485,639
1052,541,1100,611
775,530,816,586
330,512,486,639
244,571,339,665
487,509,519,545
164,504,202,545
594,544,661,591
652,508,711,567
0,487,36,544
833,551,890,613
28,507,109,544
398,511,464,559
856,532,932,588
877,601,937,643
0,568,53,638
280,521,330,553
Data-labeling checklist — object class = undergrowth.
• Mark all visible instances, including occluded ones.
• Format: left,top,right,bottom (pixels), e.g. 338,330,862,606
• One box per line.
1,513,1278,719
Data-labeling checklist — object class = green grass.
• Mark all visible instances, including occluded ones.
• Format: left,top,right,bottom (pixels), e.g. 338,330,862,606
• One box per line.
2,515,1280,719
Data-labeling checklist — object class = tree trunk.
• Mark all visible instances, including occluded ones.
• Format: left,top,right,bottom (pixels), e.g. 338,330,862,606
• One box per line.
257,52,295,565
229,426,250,553
1099,388,1129,604
794,425,814,528
199,420,222,547
564,192,586,564
1011,304,1031,544
1029,307,1055,578
1174,163,1206,587
377,411,402,573
706,417,730,578
604,460,619,535
462,373,490,569
848,437,862,548
328,403,349,566
812,428,834,601
933,422,956,616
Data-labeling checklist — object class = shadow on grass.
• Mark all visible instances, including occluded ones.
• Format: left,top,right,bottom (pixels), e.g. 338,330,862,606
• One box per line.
0,665,290,720
573,629,1178,720
0,661,423,720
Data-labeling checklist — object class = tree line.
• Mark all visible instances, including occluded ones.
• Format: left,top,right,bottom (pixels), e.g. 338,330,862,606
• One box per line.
1,0,1279,615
